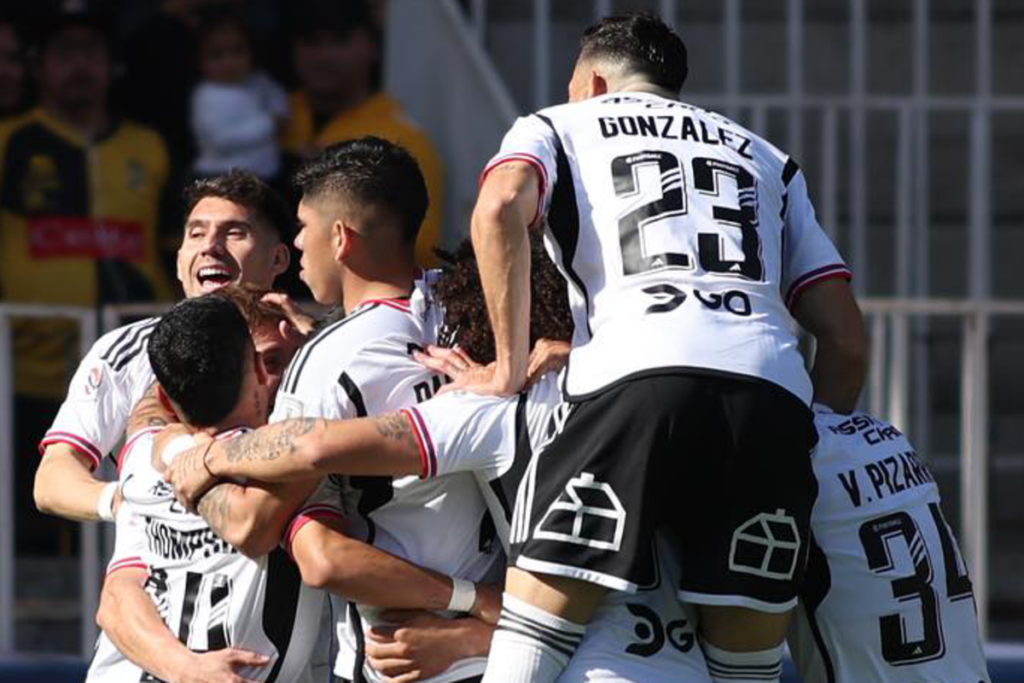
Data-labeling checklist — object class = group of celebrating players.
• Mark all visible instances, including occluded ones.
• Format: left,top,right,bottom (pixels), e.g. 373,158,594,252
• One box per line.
32,12,990,683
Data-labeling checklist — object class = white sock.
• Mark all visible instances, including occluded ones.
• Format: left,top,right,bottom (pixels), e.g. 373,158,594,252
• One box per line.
481,594,586,683
701,640,784,683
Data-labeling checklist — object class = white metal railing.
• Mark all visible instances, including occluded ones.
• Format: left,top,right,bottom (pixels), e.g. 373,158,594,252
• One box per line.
0,303,169,657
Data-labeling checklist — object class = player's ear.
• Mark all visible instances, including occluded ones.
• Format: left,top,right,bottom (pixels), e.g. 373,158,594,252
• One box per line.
270,242,290,277
253,346,269,386
337,222,359,262
155,384,186,423
589,70,608,98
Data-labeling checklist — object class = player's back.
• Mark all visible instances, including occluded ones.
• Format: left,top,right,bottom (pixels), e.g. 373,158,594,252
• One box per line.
491,93,849,401
118,429,324,683
789,407,989,683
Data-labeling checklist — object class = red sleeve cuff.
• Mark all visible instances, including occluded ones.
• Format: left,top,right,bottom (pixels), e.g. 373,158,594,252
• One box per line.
283,506,346,558
785,265,853,310
107,557,148,576
403,407,437,479
39,433,103,472
478,154,548,229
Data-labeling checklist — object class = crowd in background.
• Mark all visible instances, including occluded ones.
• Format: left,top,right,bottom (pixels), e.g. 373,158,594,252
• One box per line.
0,0,444,556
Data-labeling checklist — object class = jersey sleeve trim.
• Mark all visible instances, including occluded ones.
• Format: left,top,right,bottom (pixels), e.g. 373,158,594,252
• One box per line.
106,556,148,575
785,264,853,309
283,504,346,558
39,432,103,471
402,407,437,479
478,153,548,229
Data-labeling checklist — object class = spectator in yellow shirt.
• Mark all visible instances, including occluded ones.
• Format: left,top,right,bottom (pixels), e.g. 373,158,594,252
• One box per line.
282,0,443,265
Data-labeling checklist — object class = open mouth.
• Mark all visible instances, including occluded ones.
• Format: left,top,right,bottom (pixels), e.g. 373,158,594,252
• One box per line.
196,265,235,292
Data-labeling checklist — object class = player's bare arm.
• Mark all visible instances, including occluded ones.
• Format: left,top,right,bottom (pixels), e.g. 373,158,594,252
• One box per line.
467,160,542,396
193,477,320,558
365,609,498,683
290,518,500,622
165,414,423,509
33,445,110,521
791,277,868,413
98,567,269,683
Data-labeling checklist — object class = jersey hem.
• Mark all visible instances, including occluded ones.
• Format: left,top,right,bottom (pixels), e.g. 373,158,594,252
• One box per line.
562,366,812,407
403,407,436,478
676,589,797,613
515,556,638,593
785,264,853,309
39,433,102,471
284,506,346,557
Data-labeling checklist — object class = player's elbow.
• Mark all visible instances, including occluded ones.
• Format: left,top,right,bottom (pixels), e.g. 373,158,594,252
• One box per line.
33,460,61,514
294,544,337,589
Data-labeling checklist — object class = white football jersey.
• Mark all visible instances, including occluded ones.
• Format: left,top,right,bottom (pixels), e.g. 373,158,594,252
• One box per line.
486,93,850,402
789,407,990,683
85,427,328,683
410,374,711,683
41,317,159,470
272,279,500,683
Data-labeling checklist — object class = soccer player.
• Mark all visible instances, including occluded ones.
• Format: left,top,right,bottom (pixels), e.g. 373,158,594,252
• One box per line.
789,407,990,683
34,170,293,523
87,293,321,683
167,236,715,683
464,12,867,683
174,137,501,683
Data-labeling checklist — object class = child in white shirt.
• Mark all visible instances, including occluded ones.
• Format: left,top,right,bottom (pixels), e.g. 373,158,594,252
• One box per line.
190,10,288,180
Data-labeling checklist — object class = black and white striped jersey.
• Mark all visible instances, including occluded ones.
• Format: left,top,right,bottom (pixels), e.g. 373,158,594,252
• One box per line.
788,408,989,683
484,92,851,403
270,278,500,683
86,427,328,683
407,373,711,682
41,317,159,470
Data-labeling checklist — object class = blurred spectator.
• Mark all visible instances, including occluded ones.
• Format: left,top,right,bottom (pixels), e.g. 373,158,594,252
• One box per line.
0,1,171,553
191,5,288,182
0,13,28,118
282,0,445,265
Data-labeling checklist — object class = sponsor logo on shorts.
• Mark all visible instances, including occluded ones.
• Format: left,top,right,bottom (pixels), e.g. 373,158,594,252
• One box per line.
534,472,626,551
728,509,800,580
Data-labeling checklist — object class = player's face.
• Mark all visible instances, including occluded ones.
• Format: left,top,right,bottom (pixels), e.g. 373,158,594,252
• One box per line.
295,198,343,304
252,323,302,406
177,197,288,298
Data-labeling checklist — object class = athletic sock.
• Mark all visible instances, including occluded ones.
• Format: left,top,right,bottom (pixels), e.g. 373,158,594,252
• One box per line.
480,594,586,683
701,640,784,683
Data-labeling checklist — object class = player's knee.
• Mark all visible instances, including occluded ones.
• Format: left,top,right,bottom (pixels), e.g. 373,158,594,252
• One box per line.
697,605,791,651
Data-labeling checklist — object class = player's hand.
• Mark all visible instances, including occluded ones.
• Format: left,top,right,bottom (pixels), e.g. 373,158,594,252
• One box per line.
412,345,481,380
525,338,570,387
365,610,493,683
261,292,316,338
164,438,218,512
176,648,270,683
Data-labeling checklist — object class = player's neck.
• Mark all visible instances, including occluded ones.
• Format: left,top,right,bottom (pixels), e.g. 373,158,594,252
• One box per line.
612,81,677,100
341,265,417,313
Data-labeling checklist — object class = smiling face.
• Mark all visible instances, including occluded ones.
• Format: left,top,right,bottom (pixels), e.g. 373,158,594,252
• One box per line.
176,197,288,297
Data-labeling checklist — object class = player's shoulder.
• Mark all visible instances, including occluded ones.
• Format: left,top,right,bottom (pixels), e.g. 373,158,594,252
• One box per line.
281,300,422,393
92,317,161,374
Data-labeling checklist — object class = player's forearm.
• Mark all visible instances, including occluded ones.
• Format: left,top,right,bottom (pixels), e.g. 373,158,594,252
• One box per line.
293,524,454,610
471,167,537,394
98,572,195,682
34,445,107,521
208,415,421,482
198,480,316,558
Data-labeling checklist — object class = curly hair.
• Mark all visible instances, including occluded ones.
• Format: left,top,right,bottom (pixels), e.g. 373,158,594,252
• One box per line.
433,235,572,364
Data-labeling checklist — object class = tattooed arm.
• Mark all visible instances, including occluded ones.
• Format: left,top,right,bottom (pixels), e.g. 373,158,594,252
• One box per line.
166,413,424,509
125,383,176,436
194,478,320,558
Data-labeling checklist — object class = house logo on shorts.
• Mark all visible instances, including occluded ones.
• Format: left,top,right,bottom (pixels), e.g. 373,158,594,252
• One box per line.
534,472,626,551
728,509,800,580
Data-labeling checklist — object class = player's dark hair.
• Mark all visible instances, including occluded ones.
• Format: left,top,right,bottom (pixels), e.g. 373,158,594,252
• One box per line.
580,12,688,93
433,235,573,365
293,136,428,246
183,169,294,242
148,295,252,428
